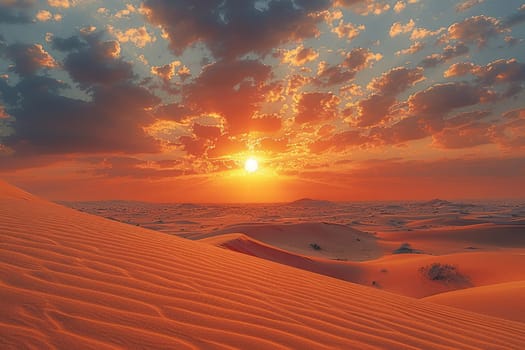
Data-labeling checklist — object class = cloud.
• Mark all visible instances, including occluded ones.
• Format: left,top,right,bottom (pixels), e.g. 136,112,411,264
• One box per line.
420,42,469,68
368,66,424,95
315,47,382,86
495,108,525,149
432,122,493,149
0,0,35,24
0,33,162,159
444,59,525,87
35,10,52,21
443,62,477,78
408,82,495,118
389,19,415,37
355,67,424,127
193,123,222,140
184,59,273,134
396,41,425,55
151,61,181,82
2,43,57,76
281,45,319,66
143,0,331,59
249,114,282,133
335,0,391,16
108,25,156,48
331,20,365,41
48,0,70,8
355,94,396,127
410,26,445,41
444,15,507,47
393,1,406,13
455,0,484,13
309,130,367,153
2,77,160,156
55,32,133,87
294,92,340,125
154,103,192,122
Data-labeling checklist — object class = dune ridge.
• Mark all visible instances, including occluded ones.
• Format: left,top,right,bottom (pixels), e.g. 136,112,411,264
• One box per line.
1,180,525,349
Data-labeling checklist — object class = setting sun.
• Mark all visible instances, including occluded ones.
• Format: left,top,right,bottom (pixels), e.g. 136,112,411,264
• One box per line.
244,157,259,173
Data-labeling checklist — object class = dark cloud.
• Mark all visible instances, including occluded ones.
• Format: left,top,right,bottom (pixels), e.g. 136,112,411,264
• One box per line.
2,43,57,77
473,59,525,85
368,66,424,96
154,103,193,122
355,94,396,127
0,0,35,24
0,33,162,159
3,78,160,155
51,35,87,52
57,33,133,87
408,82,495,117
355,67,423,127
444,59,525,97
432,121,493,149
420,43,469,68
295,92,340,125
143,0,331,60
444,15,507,47
315,48,380,86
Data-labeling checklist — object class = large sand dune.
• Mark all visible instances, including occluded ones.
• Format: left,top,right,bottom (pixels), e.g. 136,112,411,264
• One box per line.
1,181,525,349
423,281,525,323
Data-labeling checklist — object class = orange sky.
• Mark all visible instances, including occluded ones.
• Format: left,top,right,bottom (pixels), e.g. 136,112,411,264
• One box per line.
1,1,525,202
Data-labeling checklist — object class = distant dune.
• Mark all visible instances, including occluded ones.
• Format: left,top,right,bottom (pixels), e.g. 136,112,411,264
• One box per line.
2,180,525,349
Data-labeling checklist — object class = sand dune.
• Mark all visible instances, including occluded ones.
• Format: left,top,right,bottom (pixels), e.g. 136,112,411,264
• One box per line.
202,232,525,299
200,233,364,283
423,281,525,323
1,180,525,349
193,222,382,261
361,252,525,298
377,223,525,256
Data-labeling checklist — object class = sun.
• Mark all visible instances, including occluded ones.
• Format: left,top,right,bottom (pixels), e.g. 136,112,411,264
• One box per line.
244,157,259,173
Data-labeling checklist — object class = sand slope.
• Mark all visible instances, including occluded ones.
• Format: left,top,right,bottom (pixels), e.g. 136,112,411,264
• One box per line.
192,222,382,261
1,180,525,349
424,281,525,323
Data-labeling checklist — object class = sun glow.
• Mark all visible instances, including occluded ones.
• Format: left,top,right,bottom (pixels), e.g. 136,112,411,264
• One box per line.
244,157,259,173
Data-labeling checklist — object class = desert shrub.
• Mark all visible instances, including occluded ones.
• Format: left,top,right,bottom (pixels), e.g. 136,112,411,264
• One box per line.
393,242,422,254
420,263,462,282
310,243,321,250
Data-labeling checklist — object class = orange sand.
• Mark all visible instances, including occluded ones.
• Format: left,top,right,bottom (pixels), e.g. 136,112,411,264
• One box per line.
1,181,525,349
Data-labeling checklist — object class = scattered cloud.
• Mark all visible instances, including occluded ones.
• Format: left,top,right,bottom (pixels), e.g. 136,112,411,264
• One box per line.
455,0,484,13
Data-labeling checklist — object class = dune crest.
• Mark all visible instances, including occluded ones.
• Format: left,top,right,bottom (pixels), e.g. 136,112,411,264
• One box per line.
1,181,525,349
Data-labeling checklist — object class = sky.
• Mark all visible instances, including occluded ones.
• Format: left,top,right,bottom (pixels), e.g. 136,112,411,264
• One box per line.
0,0,524,202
